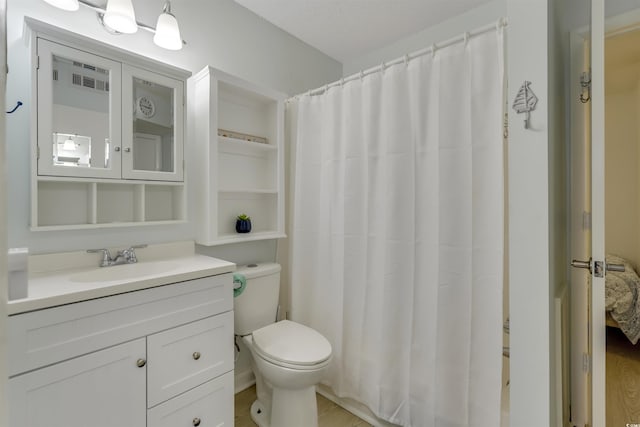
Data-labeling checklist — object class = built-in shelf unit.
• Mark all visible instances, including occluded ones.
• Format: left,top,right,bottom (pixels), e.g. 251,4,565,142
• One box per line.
191,67,286,245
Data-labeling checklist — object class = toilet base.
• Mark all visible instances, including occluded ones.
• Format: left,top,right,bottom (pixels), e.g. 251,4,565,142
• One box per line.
250,400,270,427
271,385,318,427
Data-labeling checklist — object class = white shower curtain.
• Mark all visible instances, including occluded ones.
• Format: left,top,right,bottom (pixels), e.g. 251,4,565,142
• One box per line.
288,28,505,427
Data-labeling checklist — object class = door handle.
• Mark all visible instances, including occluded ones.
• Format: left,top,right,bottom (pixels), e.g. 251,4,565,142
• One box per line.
570,258,625,275
571,258,592,273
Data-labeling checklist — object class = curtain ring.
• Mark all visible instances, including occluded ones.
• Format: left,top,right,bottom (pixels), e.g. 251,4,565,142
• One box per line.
404,54,409,67
324,84,329,94
380,62,386,73
340,77,345,87
431,44,437,58
360,70,364,82
463,32,470,46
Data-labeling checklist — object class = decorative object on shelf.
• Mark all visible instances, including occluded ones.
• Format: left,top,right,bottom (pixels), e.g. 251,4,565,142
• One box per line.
512,80,538,129
40,0,185,50
235,214,252,233
136,96,156,118
218,129,268,144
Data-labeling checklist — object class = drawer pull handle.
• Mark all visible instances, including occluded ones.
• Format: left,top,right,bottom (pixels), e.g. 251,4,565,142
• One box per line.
193,351,201,360
136,358,146,368
193,417,201,426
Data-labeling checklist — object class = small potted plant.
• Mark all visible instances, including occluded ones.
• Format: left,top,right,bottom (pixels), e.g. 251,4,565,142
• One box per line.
235,214,252,233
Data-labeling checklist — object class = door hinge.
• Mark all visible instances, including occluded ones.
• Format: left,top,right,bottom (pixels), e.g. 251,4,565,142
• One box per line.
583,353,591,373
36,55,40,70
36,146,40,159
582,211,591,230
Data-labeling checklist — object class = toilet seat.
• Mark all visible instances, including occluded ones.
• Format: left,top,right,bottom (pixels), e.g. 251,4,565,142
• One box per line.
252,320,332,370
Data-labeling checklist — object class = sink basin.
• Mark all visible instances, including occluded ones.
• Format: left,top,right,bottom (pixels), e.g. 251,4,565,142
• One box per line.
69,261,181,283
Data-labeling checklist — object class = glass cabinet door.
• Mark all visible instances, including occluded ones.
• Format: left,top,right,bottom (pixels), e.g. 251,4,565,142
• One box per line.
37,38,122,179
121,65,184,181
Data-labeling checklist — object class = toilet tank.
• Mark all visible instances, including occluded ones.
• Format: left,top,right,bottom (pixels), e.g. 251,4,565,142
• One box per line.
234,263,281,336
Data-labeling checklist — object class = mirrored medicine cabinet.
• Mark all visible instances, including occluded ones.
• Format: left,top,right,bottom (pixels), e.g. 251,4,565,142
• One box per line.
26,19,190,230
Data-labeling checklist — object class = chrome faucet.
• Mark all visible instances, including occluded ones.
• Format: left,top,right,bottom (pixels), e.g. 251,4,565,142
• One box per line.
87,244,147,267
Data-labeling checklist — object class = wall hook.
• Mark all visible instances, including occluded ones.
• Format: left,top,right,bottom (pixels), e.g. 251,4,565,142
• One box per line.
512,81,538,129
6,101,22,114
579,71,591,103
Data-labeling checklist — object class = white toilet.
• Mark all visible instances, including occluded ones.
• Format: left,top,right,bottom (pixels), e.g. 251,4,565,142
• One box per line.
234,263,332,427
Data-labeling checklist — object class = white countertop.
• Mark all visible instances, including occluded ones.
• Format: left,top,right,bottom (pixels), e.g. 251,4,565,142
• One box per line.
8,242,236,315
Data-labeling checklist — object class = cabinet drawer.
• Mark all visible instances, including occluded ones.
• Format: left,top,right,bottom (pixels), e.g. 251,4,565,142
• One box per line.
148,371,234,427
147,312,234,407
9,273,232,376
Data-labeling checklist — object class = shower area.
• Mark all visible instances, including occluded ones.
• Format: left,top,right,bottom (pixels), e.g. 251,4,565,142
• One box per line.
284,22,509,427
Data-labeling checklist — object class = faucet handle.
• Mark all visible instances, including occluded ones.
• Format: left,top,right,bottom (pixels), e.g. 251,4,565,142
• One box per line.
126,244,147,263
87,248,112,267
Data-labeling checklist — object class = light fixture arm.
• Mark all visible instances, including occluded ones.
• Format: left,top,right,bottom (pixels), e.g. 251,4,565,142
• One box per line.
77,0,186,45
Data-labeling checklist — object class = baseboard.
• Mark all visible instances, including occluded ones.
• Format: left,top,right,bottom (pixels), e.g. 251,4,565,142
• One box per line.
234,368,255,394
316,384,400,427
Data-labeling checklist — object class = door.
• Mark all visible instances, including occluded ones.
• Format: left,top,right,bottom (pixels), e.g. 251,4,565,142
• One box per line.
569,1,603,426
8,338,146,427
36,38,122,179
571,2,640,426
122,64,184,181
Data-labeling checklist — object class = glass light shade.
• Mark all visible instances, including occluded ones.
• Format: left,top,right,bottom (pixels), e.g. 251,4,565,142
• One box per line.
63,138,76,151
153,12,182,50
103,0,138,34
42,0,80,11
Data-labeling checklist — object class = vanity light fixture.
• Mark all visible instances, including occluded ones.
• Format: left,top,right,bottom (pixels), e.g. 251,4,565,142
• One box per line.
103,0,138,34
153,2,182,51
62,136,76,151
41,0,185,51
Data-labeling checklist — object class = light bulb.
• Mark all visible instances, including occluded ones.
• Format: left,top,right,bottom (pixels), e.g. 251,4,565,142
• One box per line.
103,0,138,34
153,2,182,51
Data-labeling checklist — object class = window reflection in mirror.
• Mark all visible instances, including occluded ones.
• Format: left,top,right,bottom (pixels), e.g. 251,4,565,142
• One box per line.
51,54,110,170
132,77,175,173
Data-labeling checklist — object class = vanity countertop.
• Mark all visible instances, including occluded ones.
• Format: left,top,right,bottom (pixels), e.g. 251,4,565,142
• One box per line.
8,241,236,315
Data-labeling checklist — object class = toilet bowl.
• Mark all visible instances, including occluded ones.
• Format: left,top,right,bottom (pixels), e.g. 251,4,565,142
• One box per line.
234,263,332,427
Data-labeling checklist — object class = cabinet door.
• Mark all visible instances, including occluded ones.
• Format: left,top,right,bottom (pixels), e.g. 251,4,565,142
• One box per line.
9,338,146,427
147,372,234,427
36,38,122,179
122,64,184,181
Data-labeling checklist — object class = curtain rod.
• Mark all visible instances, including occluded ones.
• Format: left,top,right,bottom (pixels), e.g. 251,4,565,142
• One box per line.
291,17,507,100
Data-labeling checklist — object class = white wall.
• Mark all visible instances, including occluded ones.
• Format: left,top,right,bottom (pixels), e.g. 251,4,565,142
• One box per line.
0,2,8,425
342,0,506,76
6,0,342,260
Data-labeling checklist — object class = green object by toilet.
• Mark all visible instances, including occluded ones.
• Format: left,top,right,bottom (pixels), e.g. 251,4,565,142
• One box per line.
233,273,246,297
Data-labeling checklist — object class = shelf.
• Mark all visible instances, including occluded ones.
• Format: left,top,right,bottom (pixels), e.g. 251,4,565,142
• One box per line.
192,66,285,246
200,232,287,246
31,219,187,232
218,189,278,194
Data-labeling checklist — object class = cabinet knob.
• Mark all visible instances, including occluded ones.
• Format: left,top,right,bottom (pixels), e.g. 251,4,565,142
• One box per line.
124,147,131,153
114,146,121,152
192,417,201,426
136,358,146,368
192,351,201,360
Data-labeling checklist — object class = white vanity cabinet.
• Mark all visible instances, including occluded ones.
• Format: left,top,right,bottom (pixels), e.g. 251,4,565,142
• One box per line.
191,66,286,245
8,273,234,427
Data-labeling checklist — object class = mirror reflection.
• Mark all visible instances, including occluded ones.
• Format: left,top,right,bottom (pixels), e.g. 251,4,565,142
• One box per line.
51,54,110,170
132,77,174,173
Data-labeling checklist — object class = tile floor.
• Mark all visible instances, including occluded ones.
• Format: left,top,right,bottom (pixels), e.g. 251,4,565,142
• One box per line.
234,385,371,427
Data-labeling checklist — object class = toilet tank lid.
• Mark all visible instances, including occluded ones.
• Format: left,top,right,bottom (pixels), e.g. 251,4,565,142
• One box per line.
235,262,281,279
252,320,332,366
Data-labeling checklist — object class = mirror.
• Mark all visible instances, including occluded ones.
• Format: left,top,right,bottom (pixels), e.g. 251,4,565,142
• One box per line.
131,76,175,173
50,53,110,170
